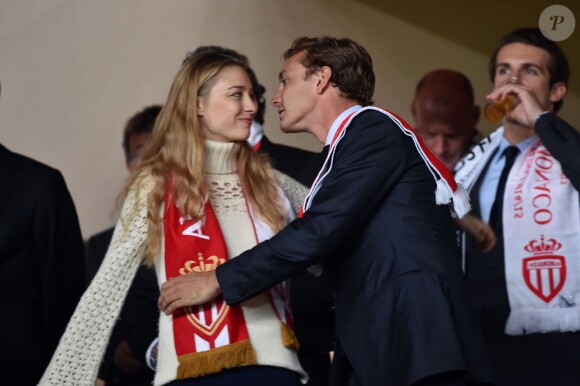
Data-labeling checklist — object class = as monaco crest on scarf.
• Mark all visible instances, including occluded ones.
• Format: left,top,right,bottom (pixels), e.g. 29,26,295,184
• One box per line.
522,235,567,303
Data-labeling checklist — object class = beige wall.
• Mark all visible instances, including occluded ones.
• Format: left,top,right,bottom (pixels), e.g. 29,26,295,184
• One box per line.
1,0,578,238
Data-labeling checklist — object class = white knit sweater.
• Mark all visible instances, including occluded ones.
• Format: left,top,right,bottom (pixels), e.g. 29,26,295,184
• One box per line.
38,140,308,386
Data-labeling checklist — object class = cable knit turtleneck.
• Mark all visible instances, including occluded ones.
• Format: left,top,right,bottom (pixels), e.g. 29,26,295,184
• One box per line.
203,140,258,267
204,139,239,174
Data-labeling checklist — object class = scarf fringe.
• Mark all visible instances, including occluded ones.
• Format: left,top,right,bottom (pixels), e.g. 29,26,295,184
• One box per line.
435,179,470,218
435,178,453,205
505,307,580,335
452,184,471,218
280,322,300,352
176,339,257,379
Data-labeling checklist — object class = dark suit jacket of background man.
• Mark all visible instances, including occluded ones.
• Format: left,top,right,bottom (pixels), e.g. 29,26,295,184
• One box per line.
0,144,86,386
465,113,580,386
259,134,322,187
216,110,492,386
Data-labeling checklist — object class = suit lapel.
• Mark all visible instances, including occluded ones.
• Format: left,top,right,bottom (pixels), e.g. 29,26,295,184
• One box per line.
469,147,499,219
0,144,18,215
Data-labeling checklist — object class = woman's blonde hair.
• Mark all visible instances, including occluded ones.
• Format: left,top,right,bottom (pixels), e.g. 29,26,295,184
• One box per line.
121,51,285,265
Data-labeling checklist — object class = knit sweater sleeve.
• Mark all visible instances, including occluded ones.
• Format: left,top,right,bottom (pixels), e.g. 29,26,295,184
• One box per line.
274,170,308,215
38,178,153,386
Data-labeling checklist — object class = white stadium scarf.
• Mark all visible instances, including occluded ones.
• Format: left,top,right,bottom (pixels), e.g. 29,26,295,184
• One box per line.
455,128,580,335
300,106,470,218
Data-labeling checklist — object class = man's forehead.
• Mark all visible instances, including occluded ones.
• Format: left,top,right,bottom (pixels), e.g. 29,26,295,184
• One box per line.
416,85,471,110
496,43,550,67
281,52,306,73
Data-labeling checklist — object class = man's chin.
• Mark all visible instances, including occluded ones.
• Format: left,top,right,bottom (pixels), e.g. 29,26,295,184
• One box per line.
280,125,304,134
443,157,460,171
504,116,535,130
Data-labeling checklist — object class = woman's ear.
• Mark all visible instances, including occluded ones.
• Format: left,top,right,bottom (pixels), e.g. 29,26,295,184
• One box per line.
197,97,205,117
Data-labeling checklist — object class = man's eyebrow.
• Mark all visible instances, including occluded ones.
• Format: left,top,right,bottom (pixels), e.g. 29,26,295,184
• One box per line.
496,62,543,70
522,63,544,71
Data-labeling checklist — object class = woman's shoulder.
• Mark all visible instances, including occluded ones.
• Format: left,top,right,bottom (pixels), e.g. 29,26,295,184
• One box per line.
125,171,156,199
275,170,308,191
274,170,308,214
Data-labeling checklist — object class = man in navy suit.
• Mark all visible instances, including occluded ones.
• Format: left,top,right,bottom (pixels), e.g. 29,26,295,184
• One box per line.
159,36,491,386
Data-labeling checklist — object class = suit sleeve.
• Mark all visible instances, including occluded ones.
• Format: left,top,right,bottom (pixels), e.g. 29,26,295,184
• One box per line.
122,266,160,369
217,111,409,305
85,238,100,285
535,113,580,191
34,170,86,355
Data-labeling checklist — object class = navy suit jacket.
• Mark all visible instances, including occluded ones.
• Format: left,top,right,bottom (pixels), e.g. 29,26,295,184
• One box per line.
217,110,491,385
0,144,85,385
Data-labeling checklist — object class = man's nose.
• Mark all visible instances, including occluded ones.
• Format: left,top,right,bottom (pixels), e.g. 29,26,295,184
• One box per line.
508,73,520,84
271,87,281,107
428,136,447,156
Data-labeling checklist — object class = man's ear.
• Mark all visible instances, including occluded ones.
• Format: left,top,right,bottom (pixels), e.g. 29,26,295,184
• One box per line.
549,82,567,104
411,100,417,119
316,66,333,94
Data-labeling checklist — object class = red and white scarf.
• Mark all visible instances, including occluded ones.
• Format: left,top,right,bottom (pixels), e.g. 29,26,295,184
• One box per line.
299,106,469,218
455,128,580,335
163,183,297,378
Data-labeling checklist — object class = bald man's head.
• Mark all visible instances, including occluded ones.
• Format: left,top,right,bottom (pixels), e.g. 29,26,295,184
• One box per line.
412,69,480,171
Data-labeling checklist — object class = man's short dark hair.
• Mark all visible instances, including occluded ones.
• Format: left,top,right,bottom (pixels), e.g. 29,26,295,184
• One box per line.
184,46,267,125
122,105,162,161
283,36,375,106
488,27,570,112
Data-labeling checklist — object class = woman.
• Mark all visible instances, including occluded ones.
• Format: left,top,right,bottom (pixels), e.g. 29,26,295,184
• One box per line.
39,51,307,386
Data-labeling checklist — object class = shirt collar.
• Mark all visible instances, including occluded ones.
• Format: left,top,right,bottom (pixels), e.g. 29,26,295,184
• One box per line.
247,120,264,147
495,133,538,163
498,133,538,153
325,105,362,146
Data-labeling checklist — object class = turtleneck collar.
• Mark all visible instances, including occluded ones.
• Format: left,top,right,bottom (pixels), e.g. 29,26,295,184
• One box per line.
204,140,239,174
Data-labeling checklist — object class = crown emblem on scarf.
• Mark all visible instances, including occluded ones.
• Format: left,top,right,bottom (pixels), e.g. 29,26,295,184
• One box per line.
524,235,562,255
179,252,225,274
